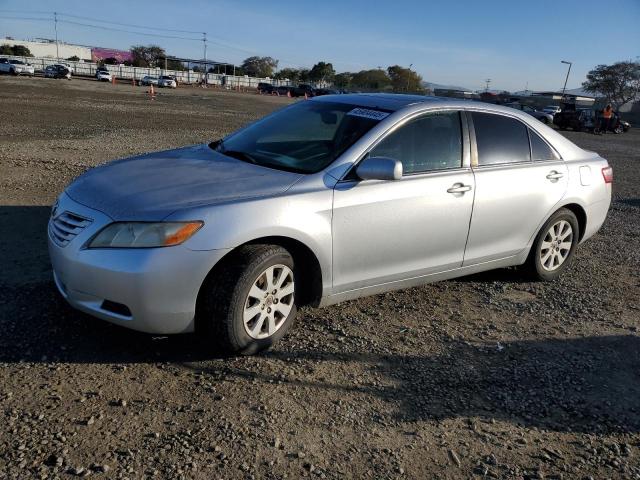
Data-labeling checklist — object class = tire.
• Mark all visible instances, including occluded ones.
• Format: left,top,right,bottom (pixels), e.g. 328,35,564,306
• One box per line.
614,125,623,134
199,244,298,355
526,208,579,281
541,117,549,124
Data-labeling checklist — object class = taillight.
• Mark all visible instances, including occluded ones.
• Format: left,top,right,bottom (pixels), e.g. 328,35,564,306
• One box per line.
601,166,613,184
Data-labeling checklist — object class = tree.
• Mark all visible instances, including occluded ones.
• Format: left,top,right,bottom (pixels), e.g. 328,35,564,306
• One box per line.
0,44,33,56
166,58,185,71
309,61,335,84
103,57,119,65
66,55,80,62
350,69,391,91
582,61,640,109
240,56,278,78
274,68,301,82
333,72,353,89
130,45,166,68
387,65,423,92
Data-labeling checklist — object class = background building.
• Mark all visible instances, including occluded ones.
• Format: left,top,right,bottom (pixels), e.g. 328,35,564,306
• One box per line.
1,37,92,60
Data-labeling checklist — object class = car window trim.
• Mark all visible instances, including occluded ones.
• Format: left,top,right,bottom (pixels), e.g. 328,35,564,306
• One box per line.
340,108,470,182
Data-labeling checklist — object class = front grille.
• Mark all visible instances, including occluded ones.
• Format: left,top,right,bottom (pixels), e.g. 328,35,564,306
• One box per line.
49,211,92,247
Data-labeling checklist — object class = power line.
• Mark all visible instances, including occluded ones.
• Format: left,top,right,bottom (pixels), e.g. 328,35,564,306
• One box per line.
57,19,203,42
1,10,308,68
57,12,204,34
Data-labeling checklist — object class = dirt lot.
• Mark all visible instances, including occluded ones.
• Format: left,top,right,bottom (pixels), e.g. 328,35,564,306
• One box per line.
0,76,639,480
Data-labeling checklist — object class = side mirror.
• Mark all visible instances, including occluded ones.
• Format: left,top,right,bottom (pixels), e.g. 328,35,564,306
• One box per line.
356,156,403,181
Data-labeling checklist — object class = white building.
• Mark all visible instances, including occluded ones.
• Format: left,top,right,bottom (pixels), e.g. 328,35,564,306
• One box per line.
1,38,92,60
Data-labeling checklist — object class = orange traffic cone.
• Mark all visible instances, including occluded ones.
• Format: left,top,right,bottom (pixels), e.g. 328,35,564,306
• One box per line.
287,90,291,98
149,84,156,100
304,93,308,100
112,75,116,85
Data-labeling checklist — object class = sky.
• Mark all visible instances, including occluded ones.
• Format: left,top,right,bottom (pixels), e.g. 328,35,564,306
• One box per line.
1,0,638,91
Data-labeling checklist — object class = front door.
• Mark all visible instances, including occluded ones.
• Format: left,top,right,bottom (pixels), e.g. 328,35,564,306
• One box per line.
332,110,475,293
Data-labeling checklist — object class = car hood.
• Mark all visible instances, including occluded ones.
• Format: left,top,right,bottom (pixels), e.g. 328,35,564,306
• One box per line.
65,144,304,221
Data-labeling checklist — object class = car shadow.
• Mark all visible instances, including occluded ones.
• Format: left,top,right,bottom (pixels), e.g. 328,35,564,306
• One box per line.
198,336,640,435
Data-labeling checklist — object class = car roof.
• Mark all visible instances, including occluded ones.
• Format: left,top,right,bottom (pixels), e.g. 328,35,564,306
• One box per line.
312,93,524,114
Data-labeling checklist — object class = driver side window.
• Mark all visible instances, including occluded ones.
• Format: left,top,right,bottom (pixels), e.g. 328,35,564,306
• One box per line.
370,111,462,175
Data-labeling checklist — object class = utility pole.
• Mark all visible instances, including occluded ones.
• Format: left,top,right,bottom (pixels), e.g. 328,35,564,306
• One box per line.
484,78,491,92
54,12,59,61
203,32,207,62
560,60,572,102
407,63,413,92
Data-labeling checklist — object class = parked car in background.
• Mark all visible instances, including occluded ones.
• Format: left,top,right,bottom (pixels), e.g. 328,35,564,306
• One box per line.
158,75,177,88
44,64,72,80
140,75,159,86
593,112,630,134
294,84,316,97
504,103,554,124
543,105,561,116
314,88,339,96
257,82,276,94
49,95,612,355
0,58,35,76
95,68,113,82
276,85,294,96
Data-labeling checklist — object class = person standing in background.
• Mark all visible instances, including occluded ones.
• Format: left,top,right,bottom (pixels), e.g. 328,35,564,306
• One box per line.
601,104,613,134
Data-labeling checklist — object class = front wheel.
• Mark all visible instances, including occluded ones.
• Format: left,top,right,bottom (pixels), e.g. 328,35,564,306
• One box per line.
526,208,579,281
198,245,297,355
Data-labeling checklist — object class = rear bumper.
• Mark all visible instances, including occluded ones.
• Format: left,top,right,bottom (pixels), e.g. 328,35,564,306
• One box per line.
48,193,230,334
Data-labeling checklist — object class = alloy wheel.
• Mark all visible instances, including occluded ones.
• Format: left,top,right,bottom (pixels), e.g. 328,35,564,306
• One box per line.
540,220,573,271
243,264,295,339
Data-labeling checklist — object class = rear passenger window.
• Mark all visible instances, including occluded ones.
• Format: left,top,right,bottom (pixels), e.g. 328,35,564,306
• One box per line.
370,111,462,174
472,112,530,165
529,128,559,161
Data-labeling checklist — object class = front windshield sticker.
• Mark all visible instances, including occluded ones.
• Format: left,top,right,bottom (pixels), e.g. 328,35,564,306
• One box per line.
347,108,390,121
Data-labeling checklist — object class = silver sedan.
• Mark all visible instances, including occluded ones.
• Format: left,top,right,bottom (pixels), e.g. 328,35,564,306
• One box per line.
49,95,612,354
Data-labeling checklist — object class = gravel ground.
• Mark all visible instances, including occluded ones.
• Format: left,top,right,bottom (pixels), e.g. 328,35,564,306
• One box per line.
0,76,639,480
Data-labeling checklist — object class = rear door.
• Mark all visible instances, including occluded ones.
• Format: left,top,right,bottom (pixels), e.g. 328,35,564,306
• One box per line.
463,111,568,265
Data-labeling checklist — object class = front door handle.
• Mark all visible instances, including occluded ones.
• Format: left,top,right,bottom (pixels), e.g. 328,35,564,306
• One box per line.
447,183,472,194
546,171,564,180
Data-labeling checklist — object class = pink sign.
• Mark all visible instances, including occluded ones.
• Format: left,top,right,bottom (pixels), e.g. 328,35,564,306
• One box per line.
91,47,133,63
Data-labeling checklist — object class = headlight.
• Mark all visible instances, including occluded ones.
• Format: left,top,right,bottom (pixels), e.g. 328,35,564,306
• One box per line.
88,222,203,248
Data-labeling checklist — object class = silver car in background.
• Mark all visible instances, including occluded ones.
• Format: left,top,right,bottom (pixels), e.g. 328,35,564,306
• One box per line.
0,58,35,76
49,95,612,354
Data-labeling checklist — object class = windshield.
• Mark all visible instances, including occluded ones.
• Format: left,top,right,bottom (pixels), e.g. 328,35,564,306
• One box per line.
212,101,388,174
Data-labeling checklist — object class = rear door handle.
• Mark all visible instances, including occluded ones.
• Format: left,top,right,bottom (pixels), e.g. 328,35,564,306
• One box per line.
447,183,472,194
546,171,564,180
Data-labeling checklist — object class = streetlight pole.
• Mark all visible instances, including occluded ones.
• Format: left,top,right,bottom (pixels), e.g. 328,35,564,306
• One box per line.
407,63,413,92
560,60,572,102
54,12,59,61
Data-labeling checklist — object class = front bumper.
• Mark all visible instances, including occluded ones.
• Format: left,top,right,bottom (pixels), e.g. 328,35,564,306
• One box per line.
48,193,229,334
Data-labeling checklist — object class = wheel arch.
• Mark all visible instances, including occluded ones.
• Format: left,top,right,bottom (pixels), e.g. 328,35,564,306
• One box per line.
559,202,587,242
194,235,324,332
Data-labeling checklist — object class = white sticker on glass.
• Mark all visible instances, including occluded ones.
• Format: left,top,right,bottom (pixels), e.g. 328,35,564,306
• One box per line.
347,108,389,121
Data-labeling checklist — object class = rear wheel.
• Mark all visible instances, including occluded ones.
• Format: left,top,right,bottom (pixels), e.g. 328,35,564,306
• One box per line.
526,208,579,281
199,245,298,355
